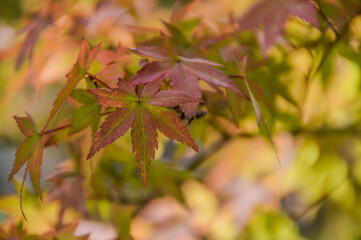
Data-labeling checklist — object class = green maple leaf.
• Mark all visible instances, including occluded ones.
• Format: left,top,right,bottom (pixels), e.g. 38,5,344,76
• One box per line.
70,89,101,136
10,113,44,219
87,76,202,185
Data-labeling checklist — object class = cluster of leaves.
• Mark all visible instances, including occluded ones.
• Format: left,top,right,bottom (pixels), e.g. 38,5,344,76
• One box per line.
9,28,252,210
5,0,361,238
9,0,322,199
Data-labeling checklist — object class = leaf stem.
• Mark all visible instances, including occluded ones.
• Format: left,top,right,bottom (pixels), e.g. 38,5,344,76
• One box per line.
228,74,244,79
40,111,112,136
86,72,112,90
40,124,71,136
20,166,29,221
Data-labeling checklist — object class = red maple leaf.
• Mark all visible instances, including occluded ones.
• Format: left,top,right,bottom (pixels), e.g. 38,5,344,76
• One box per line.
87,76,202,185
129,32,247,119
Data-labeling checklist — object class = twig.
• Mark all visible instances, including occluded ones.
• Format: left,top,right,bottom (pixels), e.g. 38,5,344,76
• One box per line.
87,72,112,90
228,74,244,79
315,0,340,37
41,124,70,136
315,7,361,74
40,111,112,136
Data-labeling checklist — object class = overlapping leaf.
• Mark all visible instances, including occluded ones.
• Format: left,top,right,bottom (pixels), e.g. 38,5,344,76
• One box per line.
42,38,101,131
238,0,319,54
129,33,247,119
70,89,101,136
87,77,201,185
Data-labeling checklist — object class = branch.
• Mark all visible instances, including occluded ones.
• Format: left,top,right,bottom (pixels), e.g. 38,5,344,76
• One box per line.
86,72,112,90
40,111,112,136
315,0,340,37
315,6,361,74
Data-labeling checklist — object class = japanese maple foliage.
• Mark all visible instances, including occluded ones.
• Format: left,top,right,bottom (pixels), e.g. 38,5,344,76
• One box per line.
5,0,361,238
130,33,248,118
87,76,202,185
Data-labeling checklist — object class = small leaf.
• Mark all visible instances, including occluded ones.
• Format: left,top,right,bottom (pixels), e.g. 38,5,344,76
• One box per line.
162,20,189,47
70,104,101,134
71,89,98,104
13,113,37,137
28,140,44,199
8,135,39,182
240,57,262,128
226,89,243,126
42,38,102,131
240,56,280,164
170,0,197,22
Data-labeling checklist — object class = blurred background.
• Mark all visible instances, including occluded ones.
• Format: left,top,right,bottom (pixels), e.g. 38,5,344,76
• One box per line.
1,0,361,239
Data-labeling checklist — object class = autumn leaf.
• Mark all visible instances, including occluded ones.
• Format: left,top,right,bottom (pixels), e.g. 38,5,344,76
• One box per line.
87,77,201,185
238,0,319,55
10,113,44,218
129,32,247,119
95,43,130,88
13,112,37,137
42,38,102,132
170,0,197,23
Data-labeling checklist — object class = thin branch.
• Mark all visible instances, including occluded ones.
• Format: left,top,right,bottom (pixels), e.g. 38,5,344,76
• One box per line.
40,111,112,136
86,72,112,90
20,166,29,221
228,74,244,79
315,7,361,74
315,0,340,37
41,124,70,136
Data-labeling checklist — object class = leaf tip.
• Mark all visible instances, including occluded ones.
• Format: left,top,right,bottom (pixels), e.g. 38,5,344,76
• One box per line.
141,176,148,187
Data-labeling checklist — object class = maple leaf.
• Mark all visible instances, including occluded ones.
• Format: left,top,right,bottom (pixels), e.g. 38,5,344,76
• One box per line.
87,77,202,185
95,43,130,88
46,162,88,229
70,89,101,136
129,32,247,119
170,0,197,23
42,38,101,132
238,0,319,55
10,113,44,219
